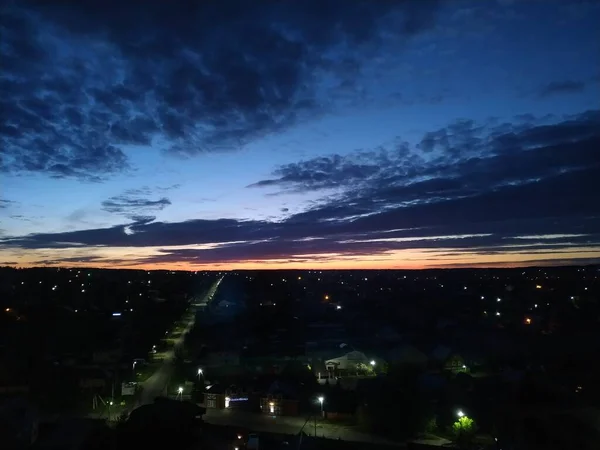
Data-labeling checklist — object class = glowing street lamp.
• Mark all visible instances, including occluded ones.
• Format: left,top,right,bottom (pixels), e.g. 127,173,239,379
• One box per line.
370,360,376,366
318,396,324,417
457,410,465,418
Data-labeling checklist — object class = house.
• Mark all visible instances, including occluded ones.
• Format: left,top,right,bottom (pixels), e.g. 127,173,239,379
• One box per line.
260,380,300,416
325,350,369,372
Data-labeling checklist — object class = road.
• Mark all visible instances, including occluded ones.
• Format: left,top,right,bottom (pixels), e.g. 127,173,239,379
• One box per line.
204,409,404,447
135,277,224,408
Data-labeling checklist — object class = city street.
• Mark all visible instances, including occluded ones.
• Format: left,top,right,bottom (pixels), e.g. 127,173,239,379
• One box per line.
204,408,404,447
136,277,223,407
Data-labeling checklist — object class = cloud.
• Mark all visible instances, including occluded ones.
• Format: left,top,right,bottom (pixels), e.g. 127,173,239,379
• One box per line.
100,188,172,221
0,199,18,209
1,0,441,180
538,80,586,97
251,110,599,204
3,111,599,267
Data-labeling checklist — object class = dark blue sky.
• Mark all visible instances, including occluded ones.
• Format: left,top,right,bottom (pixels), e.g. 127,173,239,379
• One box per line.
1,0,599,269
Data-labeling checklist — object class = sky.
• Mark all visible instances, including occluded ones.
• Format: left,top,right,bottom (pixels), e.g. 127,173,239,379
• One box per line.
1,0,600,270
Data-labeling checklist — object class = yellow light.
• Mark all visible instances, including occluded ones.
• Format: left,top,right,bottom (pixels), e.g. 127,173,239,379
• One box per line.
5,308,10,312
324,295,329,301
536,285,542,289
525,317,532,325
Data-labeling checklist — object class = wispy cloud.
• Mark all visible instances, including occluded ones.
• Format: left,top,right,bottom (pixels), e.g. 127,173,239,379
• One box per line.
538,80,586,98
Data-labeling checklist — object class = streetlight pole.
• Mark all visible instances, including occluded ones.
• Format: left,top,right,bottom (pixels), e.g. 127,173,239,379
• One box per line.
318,396,324,418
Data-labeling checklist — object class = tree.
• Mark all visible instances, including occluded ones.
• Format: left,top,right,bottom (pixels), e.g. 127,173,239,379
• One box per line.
355,363,375,376
452,416,477,448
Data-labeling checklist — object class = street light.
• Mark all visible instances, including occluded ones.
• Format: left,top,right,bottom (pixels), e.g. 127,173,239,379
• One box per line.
457,410,464,418
318,396,324,417
370,360,376,366
177,386,183,401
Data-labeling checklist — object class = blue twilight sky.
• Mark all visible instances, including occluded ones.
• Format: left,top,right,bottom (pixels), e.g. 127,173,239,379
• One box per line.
1,0,600,270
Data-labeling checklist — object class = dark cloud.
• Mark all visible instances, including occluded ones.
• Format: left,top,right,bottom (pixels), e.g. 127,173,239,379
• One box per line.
0,200,18,209
538,80,586,97
1,0,440,179
248,154,382,191
101,189,172,221
251,110,600,204
3,111,599,266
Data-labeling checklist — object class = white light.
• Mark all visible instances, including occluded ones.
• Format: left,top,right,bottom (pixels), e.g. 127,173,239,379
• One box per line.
370,360,376,366
318,396,324,404
496,311,501,316
336,305,342,310
225,396,230,408
178,386,183,394
457,410,464,418
197,368,203,375
497,298,501,302
112,312,121,316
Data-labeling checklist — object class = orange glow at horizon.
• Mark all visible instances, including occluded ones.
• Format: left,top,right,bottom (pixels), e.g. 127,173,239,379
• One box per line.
3,243,599,271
